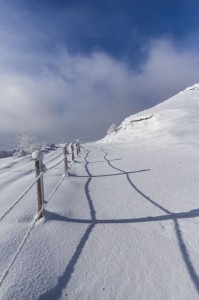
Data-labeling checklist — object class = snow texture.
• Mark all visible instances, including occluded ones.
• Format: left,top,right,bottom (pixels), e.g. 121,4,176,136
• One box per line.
1,84,199,299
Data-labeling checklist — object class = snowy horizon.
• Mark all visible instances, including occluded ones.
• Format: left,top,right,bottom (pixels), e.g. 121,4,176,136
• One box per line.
1,82,199,151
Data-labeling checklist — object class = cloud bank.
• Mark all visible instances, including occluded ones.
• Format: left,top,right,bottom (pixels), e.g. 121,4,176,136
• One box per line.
1,38,199,148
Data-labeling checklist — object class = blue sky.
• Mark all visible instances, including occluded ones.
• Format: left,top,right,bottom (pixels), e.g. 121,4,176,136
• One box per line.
1,0,199,148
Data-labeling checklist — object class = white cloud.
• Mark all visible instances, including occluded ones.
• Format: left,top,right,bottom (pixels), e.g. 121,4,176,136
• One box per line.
134,39,199,100
1,38,199,148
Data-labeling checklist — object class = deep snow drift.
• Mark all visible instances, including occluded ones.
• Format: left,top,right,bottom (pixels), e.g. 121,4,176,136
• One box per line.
1,84,199,299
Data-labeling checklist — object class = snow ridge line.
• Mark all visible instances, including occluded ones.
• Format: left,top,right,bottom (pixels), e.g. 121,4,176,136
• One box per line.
0,160,74,288
0,172,43,223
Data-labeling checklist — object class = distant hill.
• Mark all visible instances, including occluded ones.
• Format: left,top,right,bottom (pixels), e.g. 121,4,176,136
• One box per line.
0,150,14,159
100,83,199,149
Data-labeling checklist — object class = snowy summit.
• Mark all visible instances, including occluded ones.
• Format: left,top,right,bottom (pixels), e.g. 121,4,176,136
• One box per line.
1,84,199,299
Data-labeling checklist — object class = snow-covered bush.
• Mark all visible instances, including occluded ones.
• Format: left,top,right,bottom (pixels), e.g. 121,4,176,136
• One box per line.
107,123,117,135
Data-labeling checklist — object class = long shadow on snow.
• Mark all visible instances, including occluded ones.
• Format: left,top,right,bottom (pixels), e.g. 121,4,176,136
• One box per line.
42,209,199,296
41,147,199,297
38,224,95,300
100,147,199,295
68,169,150,178
73,159,121,164
84,150,96,220
44,209,199,225
44,205,199,295
40,149,97,298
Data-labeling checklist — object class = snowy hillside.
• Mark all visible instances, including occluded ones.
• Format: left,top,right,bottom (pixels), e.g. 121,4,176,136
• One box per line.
102,83,199,149
1,84,199,299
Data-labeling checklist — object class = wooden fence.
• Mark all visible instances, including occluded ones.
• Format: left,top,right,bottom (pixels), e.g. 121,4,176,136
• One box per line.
32,140,81,219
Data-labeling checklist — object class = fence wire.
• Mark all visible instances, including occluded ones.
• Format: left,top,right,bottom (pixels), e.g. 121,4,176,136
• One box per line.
0,151,76,288
0,172,43,223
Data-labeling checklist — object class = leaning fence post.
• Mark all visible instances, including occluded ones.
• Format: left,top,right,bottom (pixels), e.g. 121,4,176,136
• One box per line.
32,150,44,219
63,143,68,172
71,143,74,161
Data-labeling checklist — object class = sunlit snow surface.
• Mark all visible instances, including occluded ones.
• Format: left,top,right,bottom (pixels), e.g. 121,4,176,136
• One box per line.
1,85,199,299
101,84,199,150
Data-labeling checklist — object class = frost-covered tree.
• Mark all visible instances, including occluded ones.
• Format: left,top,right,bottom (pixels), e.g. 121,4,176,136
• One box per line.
107,123,117,135
19,124,39,152
13,124,40,158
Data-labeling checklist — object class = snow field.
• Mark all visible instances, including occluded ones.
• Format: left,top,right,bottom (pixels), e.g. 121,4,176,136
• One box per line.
1,84,199,299
0,142,199,299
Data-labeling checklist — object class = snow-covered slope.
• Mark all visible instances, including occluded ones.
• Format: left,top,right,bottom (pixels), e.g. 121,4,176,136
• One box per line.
1,84,199,299
101,83,199,149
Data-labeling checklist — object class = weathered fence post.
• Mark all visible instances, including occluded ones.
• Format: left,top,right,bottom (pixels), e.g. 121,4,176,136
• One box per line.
78,140,81,154
32,150,44,219
75,140,79,156
75,139,80,155
71,144,74,161
63,143,68,172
